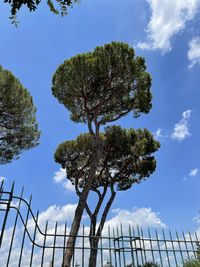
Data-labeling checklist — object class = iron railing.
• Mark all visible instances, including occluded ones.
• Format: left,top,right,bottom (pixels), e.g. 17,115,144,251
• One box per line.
0,181,199,267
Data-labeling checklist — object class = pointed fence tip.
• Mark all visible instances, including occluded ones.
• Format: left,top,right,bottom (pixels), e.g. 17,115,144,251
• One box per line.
11,180,15,193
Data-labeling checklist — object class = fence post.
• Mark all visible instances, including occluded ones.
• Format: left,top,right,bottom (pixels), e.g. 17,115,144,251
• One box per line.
0,181,14,249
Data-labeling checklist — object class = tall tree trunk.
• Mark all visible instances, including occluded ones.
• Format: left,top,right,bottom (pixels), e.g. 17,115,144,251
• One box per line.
88,190,116,267
63,162,97,267
63,125,101,267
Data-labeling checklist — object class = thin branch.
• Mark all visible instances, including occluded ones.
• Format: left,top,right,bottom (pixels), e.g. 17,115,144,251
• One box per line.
98,108,131,125
93,184,108,217
85,202,93,219
74,179,81,197
96,187,116,237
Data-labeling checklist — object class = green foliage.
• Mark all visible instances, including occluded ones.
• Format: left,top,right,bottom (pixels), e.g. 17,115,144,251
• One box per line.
183,243,200,267
4,0,79,23
52,42,152,125
197,243,200,262
183,260,200,267
138,262,160,267
0,65,40,164
54,126,160,190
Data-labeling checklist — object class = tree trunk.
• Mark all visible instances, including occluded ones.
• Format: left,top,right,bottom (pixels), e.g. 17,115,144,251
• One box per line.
62,162,97,267
88,190,116,267
88,238,99,267
63,129,101,267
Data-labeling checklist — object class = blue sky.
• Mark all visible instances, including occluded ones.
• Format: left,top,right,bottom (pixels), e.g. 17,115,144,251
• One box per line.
1,0,200,234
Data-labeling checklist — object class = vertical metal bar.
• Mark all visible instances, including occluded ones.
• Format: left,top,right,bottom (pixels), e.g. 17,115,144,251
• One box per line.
113,228,118,267
162,228,170,267
176,231,184,265
183,230,190,261
30,210,39,267
195,232,200,261
41,221,48,267
137,225,144,266
100,223,103,267
188,231,196,260
117,226,122,267
195,232,199,243
148,228,155,264
52,222,57,266
169,230,178,267
129,225,135,267
108,226,113,266
0,181,14,249
6,186,23,267
120,224,126,267
133,226,139,266
141,227,147,264
82,225,84,267
0,179,4,194
18,194,32,266
155,229,163,267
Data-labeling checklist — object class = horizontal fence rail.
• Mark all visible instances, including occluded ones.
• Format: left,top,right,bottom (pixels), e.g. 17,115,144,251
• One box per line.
0,181,199,267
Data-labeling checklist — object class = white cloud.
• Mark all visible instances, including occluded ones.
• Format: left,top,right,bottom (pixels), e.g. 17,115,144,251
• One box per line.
63,180,75,192
106,207,166,230
53,168,66,183
188,36,200,67
171,109,192,141
37,203,77,223
154,128,164,138
138,0,200,53
189,168,199,176
183,167,198,180
53,168,75,192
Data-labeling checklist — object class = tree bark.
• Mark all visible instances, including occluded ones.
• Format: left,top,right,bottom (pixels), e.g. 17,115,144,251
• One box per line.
63,122,101,267
88,190,116,267
63,161,97,267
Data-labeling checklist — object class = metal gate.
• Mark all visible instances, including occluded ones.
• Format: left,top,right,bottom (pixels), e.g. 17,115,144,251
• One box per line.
0,181,199,267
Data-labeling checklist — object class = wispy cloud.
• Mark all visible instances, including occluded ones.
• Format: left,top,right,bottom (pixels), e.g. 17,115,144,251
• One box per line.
171,109,192,141
188,36,200,68
183,167,199,181
193,212,200,224
189,168,199,176
154,128,163,138
53,168,75,192
53,168,66,183
63,180,75,192
138,0,200,53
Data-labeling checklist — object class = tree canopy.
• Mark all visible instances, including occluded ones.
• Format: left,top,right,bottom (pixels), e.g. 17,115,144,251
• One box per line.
4,0,79,22
52,42,152,127
55,126,160,192
0,65,40,164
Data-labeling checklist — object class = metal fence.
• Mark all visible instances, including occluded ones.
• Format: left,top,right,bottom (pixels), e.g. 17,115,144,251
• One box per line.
0,181,199,267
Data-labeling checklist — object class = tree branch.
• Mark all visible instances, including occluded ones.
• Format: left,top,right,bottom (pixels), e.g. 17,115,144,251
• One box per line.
93,184,108,217
96,186,116,237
